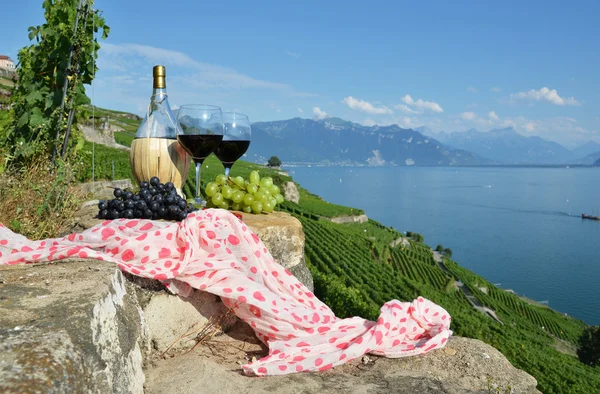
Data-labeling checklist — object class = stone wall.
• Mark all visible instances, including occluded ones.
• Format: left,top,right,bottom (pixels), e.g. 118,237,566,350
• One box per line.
328,214,369,224
80,125,129,150
0,260,147,394
1,258,539,394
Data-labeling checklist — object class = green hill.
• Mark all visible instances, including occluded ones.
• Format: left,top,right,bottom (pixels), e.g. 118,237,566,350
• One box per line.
79,108,600,393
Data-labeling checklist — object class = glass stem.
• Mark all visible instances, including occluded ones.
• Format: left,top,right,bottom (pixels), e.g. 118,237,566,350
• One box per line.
195,162,203,205
224,166,231,178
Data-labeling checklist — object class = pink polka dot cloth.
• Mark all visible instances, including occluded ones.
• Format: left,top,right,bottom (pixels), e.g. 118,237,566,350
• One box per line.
0,209,452,376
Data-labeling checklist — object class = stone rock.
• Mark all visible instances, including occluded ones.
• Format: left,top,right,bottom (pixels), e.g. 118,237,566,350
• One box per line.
0,260,146,394
328,214,369,224
1,260,539,394
78,179,134,200
283,181,300,204
140,288,235,353
144,330,540,394
390,237,411,248
80,124,129,150
241,211,312,292
0,259,238,392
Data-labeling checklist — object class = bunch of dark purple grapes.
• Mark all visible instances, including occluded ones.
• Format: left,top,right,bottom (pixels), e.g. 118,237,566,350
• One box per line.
97,177,198,221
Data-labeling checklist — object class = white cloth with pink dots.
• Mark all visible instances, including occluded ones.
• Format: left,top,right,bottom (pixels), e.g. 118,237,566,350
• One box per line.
0,209,452,376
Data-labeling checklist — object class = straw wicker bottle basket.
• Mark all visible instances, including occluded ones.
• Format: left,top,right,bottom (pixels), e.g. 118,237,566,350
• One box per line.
129,137,190,196
129,65,190,196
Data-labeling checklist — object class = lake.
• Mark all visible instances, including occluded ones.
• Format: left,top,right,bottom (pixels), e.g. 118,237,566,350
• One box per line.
288,166,600,325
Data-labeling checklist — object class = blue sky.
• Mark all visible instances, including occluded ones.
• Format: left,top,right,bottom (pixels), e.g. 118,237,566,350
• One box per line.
2,0,599,148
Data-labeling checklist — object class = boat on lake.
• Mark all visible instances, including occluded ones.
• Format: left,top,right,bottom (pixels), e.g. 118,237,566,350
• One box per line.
581,213,600,221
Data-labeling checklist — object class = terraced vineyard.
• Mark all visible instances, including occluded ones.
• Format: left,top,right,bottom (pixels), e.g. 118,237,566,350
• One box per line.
280,194,599,393
295,186,364,218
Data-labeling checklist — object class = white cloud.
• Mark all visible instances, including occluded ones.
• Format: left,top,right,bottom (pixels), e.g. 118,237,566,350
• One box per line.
363,118,377,127
99,43,292,91
456,111,502,129
360,116,414,129
488,111,499,121
509,87,581,106
313,107,328,120
396,94,443,114
394,104,419,115
284,50,300,58
491,87,502,93
467,86,478,93
501,116,600,147
341,96,392,115
460,112,477,120
395,116,415,128
297,108,303,113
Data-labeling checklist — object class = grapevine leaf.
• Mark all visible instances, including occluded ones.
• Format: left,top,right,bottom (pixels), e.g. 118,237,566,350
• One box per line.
29,108,45,127
102,25,110,39
16,112,29,128
27,26,37,41
26,90,43,104
45,94,54,110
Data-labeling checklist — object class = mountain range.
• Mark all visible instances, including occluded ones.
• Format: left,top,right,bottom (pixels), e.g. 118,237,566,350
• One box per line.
245,117,600,166
419,127,600,165
246,117,489,166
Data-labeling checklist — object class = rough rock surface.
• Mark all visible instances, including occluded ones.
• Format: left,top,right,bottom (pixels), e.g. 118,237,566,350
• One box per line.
283,181,300,204
69,206,313,291
81,124,129,150
78,179,134,200
241,211,312,292
139,287,235,353
1,259,540,394
144,323,540,394
0,260,147,394
329,214,369,224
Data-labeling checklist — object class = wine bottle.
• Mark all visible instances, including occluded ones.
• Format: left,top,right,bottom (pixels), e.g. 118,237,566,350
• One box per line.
130,65,190,196
135,65,178,139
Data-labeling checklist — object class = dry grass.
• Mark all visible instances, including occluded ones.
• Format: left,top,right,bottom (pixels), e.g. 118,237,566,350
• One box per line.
0,160,89,240
160,308,236,359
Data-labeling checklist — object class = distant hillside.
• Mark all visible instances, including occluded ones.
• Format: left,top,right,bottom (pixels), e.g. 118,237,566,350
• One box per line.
571,150,600,165
594,157,600,166
423,127,575,165
247,117,489,166
572,141,600,159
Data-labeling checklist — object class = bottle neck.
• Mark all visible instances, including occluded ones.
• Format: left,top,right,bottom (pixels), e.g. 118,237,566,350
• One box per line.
152,87,168,99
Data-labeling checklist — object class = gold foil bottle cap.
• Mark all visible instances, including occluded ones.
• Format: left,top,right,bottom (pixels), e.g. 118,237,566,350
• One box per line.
153,65,166,89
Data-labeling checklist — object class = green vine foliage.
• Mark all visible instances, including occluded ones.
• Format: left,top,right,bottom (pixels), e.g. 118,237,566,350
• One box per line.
2,0,109,167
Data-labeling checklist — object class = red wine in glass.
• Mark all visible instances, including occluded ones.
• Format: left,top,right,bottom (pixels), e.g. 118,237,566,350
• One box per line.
176,105,224,206
178,134,224,164
219,112,251,177
214,140,250,175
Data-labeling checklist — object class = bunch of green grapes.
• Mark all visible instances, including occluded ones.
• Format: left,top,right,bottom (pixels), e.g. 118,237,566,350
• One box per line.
204,170,285,214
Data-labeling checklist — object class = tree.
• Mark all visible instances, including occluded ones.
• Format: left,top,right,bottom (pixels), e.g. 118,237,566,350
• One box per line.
436,244,444,252
444,248,453,258
578,325,600,366
2,0,109,167
267,156,282,168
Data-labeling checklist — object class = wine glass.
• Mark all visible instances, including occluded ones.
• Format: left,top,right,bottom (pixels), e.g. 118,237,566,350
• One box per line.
176,105,224,206
214,112,251,178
